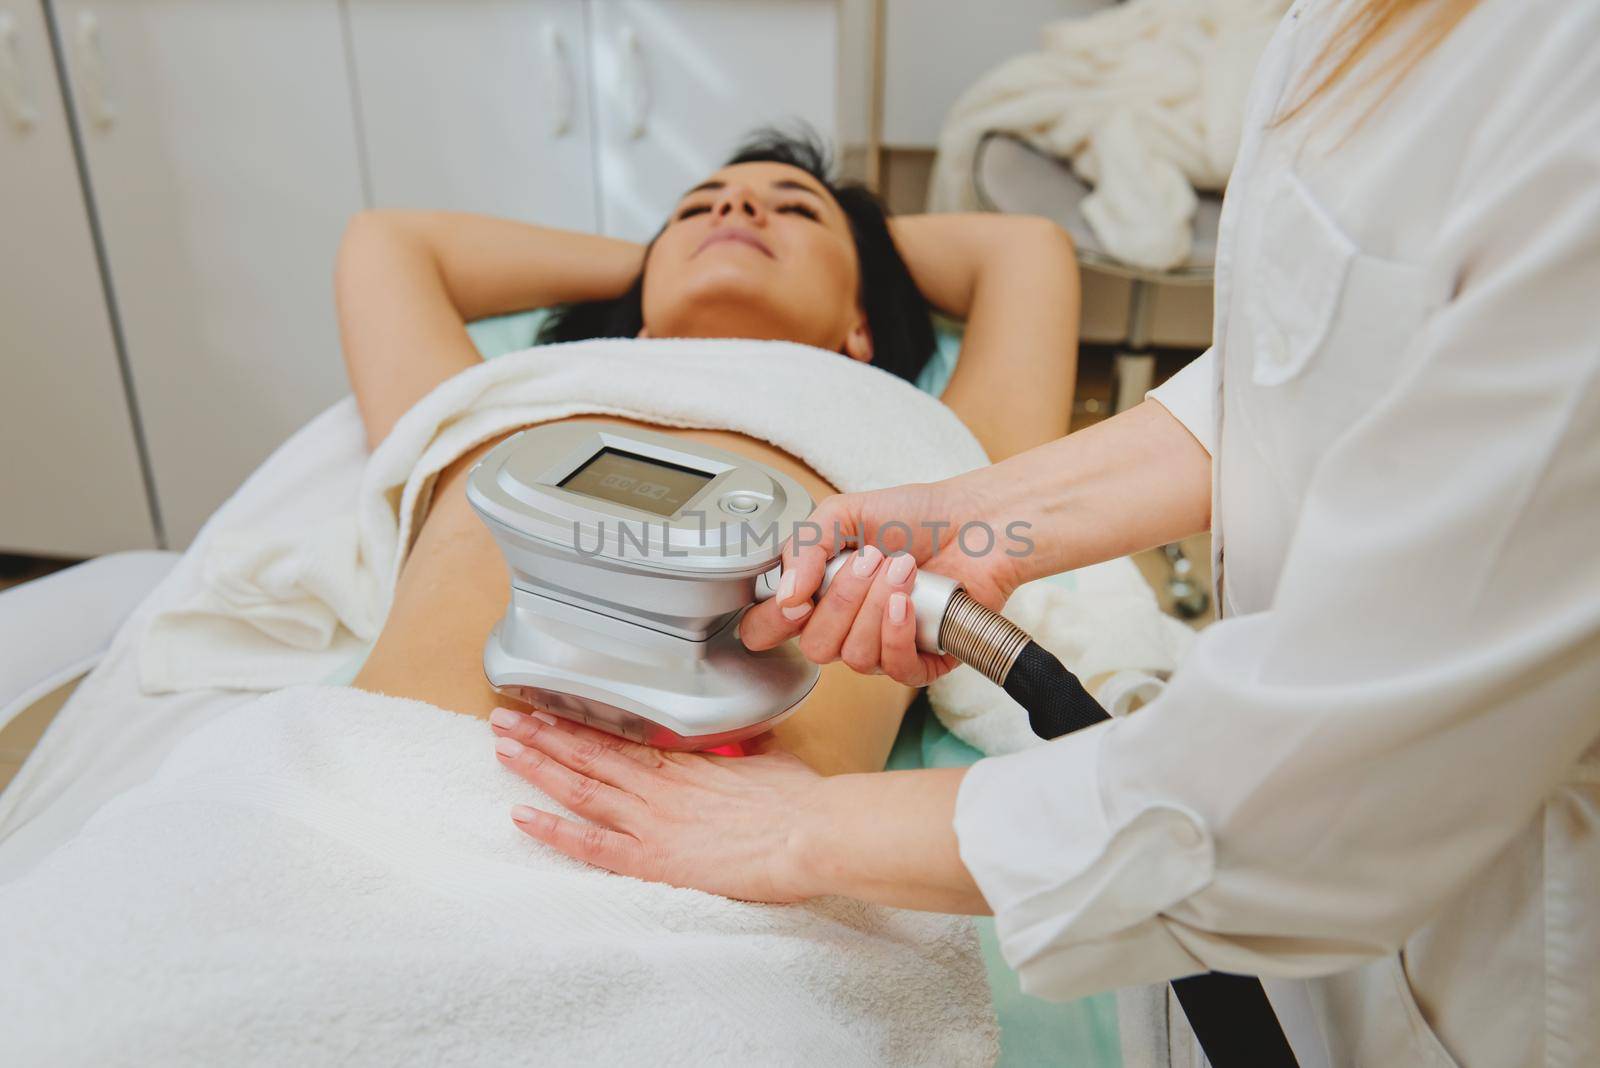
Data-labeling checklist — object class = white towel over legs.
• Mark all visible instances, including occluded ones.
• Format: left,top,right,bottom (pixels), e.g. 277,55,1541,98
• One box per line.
0,685,999,1066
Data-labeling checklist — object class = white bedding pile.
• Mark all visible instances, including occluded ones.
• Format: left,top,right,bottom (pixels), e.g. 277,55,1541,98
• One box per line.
929,0,1288,270
932,567,1193,756
0,684,997,1065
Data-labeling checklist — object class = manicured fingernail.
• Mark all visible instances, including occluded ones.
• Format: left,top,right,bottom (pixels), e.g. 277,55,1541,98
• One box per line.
886,554,915,585
851,544,883,578
530,710,558,726
781,600,813,621
490,708,521,729
779,570,796,601
888,591,909,624
495,737,523,758
510,805,538,823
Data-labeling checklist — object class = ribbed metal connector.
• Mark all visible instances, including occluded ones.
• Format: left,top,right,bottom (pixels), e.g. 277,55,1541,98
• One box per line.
937,589,1030,687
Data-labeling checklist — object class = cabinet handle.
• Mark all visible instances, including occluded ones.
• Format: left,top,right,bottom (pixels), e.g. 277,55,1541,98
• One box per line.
619,25,650,140
73,10,115,130
542,23,572,137
0,13,39,131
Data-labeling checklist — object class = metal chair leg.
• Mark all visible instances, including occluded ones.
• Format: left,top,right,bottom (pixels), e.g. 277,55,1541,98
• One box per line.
1112,278,1157,413
1112,352,1157,413
1163,542,1210,619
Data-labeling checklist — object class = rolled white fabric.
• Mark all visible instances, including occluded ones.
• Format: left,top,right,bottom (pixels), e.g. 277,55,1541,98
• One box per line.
928,0,1288,271
0,685,998,1065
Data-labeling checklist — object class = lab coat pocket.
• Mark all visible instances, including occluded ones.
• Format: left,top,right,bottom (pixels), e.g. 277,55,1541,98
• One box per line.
1390,953,1464,1067
1251,171,1357,386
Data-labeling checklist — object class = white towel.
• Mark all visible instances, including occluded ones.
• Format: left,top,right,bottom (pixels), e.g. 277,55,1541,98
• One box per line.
139,338,991,695
0,685,999,1065
931,559,1195,756
928,0,1288,271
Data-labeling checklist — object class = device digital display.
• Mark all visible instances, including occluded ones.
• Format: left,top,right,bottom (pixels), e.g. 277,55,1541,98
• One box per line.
557,447,715,517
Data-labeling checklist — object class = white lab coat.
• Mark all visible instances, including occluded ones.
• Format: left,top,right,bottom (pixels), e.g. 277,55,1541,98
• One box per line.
953,1,1600,1065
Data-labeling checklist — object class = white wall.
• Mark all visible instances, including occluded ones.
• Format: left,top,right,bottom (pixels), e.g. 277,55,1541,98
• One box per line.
883,0,1110,147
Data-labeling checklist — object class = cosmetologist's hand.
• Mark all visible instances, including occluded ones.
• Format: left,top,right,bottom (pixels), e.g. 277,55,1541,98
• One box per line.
738,476,1028,686
490,706,823,903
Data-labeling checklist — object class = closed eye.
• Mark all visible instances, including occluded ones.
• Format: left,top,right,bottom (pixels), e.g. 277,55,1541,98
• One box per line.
676,203,712,221
777,203,820,221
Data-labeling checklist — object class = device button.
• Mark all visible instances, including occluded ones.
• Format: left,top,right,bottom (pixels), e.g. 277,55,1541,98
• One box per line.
721,493,761,515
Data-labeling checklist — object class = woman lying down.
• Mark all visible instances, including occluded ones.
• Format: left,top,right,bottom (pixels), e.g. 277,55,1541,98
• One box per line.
0,133,1080,1064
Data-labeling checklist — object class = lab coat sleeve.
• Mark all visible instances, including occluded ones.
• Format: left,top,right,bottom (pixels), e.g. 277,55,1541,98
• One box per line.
1144,347,1216,456
955,62,1600,1000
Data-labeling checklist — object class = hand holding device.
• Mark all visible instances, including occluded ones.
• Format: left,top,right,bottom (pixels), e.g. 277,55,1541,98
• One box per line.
738,478,1028,686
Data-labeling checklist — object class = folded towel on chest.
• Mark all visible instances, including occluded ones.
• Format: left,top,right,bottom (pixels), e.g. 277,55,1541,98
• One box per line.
139,338,991,695
133,335,1192,765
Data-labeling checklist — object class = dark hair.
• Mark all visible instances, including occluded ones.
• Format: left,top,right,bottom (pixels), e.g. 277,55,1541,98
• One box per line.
536,128,936,384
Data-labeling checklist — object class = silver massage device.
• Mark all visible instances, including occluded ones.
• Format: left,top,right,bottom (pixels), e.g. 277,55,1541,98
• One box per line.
466,420,976,750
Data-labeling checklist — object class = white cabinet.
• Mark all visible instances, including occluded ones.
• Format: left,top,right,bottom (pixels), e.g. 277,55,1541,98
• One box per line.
345,0,598,229
348,0,841,243
0,0,155,556
352,0,844,241
1,0,846,555
588,0,837,241
52,0,366,546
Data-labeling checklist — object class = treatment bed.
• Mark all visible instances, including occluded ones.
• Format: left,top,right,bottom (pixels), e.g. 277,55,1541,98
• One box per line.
0,315,1196,1066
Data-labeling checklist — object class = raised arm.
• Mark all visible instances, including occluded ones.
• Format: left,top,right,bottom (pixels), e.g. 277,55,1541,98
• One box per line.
334,211,643,450
889,214,1080,459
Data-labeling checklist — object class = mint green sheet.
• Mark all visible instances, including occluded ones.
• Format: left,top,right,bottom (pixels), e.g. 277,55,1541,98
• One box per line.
886,706,1121,1066
347,310,1125,1066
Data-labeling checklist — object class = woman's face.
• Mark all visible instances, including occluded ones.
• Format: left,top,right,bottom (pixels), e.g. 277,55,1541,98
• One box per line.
640,162,873,362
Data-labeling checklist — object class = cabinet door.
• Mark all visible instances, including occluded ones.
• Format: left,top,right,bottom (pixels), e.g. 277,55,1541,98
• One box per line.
346,0,597,229
590,0,837,242
0,1,155,555
52,0,366,546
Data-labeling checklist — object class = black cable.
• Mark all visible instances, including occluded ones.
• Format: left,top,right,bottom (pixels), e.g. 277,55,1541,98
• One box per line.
993,639,1299,1068
1172,972,1299,1067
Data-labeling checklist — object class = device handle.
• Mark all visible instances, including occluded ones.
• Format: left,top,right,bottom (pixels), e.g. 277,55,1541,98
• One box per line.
73,10,115,130
755,555,959,655
0,13,39,132
542,23,572,137
619,24,650,140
